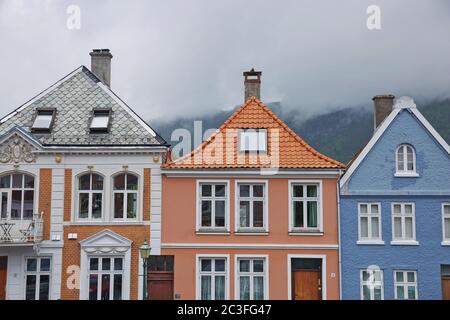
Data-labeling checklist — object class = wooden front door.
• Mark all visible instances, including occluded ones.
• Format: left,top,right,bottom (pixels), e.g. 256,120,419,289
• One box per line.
148,272,174,300
293,270,321,300
0,257,7,300
442,277,450,300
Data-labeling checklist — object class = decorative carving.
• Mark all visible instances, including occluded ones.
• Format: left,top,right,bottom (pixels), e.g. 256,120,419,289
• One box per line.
0,137,36,164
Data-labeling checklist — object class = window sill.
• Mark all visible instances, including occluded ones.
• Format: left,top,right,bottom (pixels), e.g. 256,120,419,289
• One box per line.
441,241,450,246
235,230,269,236
289,229,323,236
196,228,230,235
66,221,146,226
394,172,419,178
390,240,419,246
357,240,385,245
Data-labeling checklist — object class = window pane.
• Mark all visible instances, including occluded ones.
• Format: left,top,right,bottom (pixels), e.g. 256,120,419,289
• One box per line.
253,260,264,273
113,174,125,190
40,258,51,272
396,286,404,299
201,185,212,197
90,258,99,271
215,259,225,272
239,201,250,227
23,190,34,219
215,276,225,300
407,286,416,299
253,201,264,228
89,274,98,300
24,175,34,189
201,259,211,272
39,275,50,300
362,284,370,300
166,256,174,272
92,174,103,190
397,148,404,171
102,258,111,271
101,274,110,300
27,258,37,272
405,217,413,239
201,200,212,227
360,204,368,214
215,200,225,227
201,276,211,300
394,217,402,238
0,175,10,188
371,217,379,238
239,185,250,197
126,174,138,190
91,113,109,129
254,276,264,300
113,274,122,300
92,193,102,219
253,185,264,197
12,174,22,188
370,204,378,214
79,193,89,219
79,174,90,190
407,272,415,282
11,190,22,219
1,192,7,219
114,193,124,219
293,201,304,228
239,276,250,300
293,185,303,198
307,201,318,228
32,114,53,129
396,272,404,282
25,275,36,300
393,204,401,214
239,260,250,272
445,205,450,214
114,258,123,271
445,218,450,239
307,185,317,197
215,185,225,197
360,217,368,238
156,256,165,271
374,287,382,300
127,193,137,219
405,205,413,214
361,271,369,281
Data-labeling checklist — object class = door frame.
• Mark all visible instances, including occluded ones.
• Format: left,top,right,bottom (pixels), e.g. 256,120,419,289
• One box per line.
0,256,8,300
287,254,326,300
442,276,450,300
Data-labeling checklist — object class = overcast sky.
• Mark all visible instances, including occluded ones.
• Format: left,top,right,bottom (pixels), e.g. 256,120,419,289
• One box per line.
1,0,449,122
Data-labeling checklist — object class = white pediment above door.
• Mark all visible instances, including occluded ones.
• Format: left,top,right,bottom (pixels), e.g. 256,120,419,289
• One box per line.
0,131,39,164
80,229,133,254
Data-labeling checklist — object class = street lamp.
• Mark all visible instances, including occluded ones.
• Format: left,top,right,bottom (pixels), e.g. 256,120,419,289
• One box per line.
139,239,151,300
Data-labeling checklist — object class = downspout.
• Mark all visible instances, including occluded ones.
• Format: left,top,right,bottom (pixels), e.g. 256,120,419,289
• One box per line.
337,169,343,300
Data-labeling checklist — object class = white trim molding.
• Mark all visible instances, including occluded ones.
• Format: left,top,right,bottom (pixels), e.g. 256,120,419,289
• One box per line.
162,243,338,250
196,180,230,233
234,180,269,233
234,254,269,300
288,180,323,233
195,254,230,300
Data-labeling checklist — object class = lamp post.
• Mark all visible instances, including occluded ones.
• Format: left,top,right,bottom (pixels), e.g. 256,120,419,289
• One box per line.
139,239,151,300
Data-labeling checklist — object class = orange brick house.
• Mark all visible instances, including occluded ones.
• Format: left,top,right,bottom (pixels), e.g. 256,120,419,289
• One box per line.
160,70,345,300
0,50,168,300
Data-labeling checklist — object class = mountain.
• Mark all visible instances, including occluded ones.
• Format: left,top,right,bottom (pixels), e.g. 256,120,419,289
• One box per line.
152,99,450,164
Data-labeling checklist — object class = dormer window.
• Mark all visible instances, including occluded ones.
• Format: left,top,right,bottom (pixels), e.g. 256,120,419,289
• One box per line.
31,108,56,132
238,129,267,153
395,144,417,176
90,109,111,133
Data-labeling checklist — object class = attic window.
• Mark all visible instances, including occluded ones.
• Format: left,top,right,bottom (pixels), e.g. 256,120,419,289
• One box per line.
238,129,267,153
90,109,111,132
31,108,56,132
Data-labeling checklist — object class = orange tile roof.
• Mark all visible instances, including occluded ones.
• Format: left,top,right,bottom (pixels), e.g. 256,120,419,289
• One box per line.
163,97,345,169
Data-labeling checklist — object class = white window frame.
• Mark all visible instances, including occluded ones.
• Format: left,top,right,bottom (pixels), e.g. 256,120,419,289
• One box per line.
360,269,384,300
87,256,125,300
442,203,450,245
76,172,105,221
288,180,323,233
395,144,418,177
24,256,52,300
0,173,36,220
234,255,269,300
357,203,383,244
394,270,418,300
391,203,418,245
238,129,267,153
196,180,229,232
196,254,230,300
112,172,139,221
235,180,268,233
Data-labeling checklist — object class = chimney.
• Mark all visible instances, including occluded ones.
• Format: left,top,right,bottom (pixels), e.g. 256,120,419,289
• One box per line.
89,49,113,87
372,94,395,130
243,68,262,102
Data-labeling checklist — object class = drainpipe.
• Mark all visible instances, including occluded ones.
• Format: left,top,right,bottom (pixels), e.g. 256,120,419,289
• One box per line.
337,169,343,300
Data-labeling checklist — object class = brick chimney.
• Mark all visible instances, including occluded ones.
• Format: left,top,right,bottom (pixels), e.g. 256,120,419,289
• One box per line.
90,49,113,87
243,68,262,102
372,94,395,130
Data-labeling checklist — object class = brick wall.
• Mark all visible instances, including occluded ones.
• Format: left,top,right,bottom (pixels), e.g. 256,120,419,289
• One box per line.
39,168,52,240
63,169,72,222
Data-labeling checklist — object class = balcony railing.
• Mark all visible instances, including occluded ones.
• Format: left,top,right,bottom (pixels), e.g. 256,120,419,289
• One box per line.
0,213,43,244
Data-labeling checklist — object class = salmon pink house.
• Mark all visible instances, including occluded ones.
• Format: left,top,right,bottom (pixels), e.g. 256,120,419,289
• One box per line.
158,70,345,300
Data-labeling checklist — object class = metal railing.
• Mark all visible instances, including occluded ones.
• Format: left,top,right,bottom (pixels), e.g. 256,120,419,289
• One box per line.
0,212,43,244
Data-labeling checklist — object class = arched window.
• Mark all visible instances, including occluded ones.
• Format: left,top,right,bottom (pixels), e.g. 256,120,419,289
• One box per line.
396,144,416,174
78,173,103,219
0,173,35,220
113,173,138,220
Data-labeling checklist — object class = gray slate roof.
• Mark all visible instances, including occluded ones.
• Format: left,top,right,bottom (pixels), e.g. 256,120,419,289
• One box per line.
0,66,167,146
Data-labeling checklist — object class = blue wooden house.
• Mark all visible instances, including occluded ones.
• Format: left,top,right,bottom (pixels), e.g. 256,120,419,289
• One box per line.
339,95,450,300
